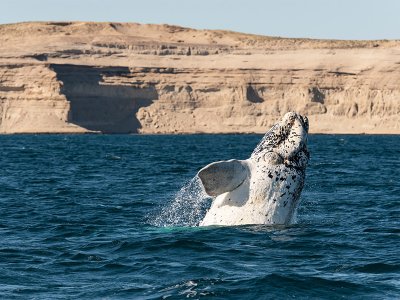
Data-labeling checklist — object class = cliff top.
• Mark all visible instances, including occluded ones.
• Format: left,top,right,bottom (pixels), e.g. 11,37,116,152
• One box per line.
1,21,399,53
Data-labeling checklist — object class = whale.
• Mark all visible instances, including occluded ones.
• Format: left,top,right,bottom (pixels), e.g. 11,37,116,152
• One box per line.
197,112,309,226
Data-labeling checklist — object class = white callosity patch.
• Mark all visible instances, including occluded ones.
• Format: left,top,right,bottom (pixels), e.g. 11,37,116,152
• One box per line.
199,112,309,226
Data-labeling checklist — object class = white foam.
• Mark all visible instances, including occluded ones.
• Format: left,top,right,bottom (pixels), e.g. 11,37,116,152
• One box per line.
151,176,211,227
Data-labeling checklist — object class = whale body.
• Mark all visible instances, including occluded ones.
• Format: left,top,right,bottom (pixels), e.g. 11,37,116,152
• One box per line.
198,112,309,226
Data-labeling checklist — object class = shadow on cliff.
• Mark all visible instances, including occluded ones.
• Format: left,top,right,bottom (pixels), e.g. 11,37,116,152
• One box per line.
50,64,157,133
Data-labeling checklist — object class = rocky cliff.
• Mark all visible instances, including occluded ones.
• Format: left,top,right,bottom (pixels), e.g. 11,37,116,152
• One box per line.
0,22,399,133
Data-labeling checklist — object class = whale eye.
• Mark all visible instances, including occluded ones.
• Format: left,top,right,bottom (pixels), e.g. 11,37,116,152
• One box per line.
263,152,284,165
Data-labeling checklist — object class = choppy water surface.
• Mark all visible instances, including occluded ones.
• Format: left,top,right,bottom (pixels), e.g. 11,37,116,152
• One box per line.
0,134,399,299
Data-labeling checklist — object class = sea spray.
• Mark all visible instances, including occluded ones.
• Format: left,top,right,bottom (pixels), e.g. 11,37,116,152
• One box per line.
151,176,212,227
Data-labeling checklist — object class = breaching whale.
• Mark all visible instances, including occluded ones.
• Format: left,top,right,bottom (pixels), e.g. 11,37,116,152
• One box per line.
198,112,309,226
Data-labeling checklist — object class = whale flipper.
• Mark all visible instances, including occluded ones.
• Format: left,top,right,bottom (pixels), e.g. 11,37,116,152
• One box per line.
197,159,249,197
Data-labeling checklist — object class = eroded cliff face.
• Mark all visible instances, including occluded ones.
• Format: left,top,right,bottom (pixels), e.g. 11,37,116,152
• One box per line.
0,22,399,133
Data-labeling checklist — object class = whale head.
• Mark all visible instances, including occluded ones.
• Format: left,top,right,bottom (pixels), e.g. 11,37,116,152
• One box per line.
251,111,309,171
198,112,309,226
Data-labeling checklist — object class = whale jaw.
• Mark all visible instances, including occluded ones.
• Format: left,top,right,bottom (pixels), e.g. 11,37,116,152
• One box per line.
251,112,309,169
198,112,309,226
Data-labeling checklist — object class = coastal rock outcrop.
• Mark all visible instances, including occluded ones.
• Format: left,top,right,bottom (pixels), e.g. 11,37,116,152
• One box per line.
0,22,399,133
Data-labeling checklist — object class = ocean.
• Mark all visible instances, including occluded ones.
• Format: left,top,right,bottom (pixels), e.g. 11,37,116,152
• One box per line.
0,134,399,299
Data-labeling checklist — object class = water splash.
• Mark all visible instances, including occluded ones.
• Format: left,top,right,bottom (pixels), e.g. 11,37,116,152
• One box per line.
151,176,211,227
291,207,299,224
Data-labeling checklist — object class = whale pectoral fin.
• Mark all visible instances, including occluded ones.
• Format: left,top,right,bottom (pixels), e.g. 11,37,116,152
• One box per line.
197,159,249,197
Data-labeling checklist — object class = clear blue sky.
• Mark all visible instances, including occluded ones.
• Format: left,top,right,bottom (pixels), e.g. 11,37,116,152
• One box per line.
2,0,400,40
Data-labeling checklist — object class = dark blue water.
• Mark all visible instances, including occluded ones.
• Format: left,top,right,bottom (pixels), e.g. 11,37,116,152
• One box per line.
0,134,399,299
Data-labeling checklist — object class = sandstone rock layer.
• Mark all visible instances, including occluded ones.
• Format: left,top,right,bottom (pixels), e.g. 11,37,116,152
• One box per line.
0,22,399,133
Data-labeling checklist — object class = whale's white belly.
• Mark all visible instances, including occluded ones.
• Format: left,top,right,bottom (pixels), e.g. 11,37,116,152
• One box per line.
200,178,265,226
200,166,301,226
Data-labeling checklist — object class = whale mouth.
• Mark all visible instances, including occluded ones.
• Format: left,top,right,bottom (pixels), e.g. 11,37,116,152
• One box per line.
251,112,309,170
299,115,309,132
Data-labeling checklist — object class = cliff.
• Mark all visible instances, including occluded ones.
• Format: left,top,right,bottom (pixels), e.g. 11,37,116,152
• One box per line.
0,22,399,134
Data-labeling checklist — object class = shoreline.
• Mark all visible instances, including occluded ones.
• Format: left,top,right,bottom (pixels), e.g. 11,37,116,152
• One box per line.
1,131,399,136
